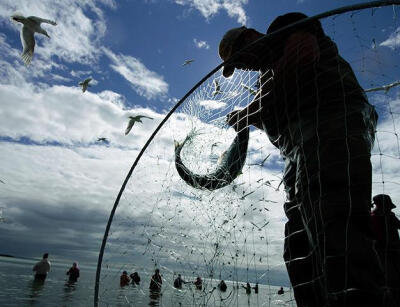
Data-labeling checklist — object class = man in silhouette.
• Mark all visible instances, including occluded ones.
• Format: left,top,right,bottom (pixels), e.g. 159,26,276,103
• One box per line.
371,194,400,304
149,269,162,291
220,12,390,306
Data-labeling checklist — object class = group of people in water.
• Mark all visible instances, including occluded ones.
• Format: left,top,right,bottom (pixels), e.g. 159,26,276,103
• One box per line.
120,268,290,297
32,253,80,283
120,269,204,291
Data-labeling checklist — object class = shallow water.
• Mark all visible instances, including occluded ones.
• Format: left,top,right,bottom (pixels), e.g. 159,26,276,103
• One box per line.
0,256,296,306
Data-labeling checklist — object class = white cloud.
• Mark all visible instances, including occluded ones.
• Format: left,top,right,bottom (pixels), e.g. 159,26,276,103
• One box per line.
199,99,226,110
51,74,72,82
103,48,169,100
380,27,400,49
98,90,126,109
193,38,210,49
0,82,163,147
70,70,92,78
174,0,248,25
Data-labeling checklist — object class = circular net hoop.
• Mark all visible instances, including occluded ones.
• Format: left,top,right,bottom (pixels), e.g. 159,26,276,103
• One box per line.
95,2,400,306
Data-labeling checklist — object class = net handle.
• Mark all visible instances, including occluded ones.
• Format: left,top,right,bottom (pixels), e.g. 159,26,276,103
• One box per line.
94,1,400,305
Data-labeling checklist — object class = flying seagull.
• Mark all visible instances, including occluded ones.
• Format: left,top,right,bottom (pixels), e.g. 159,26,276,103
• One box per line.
97,137,108,143
11,13,57,66
79,78,92,93
182,59,194,66
241,83,259,96
125,115,154,135
0,179,5,184
212,79,222,97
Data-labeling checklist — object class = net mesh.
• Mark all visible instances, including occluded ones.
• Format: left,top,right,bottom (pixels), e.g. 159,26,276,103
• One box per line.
96,4,400,307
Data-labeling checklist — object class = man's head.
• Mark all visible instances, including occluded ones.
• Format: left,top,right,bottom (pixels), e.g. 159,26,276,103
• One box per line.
373,194,396,210
266,12,324,60
219,12,324,78
218,26,263,78
43,253,49,259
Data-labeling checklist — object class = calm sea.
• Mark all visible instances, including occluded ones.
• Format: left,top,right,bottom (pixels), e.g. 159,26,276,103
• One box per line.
0,256,296,306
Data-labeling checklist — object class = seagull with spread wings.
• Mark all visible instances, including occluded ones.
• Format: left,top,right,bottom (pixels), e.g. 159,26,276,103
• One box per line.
79,78,92,93
182,59,194,66
97,137,108,143
11,13,57,66
125,115,154,135
212,79,222,97
241,83,259,96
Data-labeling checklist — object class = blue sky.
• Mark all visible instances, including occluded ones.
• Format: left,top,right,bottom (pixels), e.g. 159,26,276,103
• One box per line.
0,0,400,288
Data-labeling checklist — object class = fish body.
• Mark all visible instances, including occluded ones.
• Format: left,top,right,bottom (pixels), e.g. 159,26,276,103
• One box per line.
175,128,249,190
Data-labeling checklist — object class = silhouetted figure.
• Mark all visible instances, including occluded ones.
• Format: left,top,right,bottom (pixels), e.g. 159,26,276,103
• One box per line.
242,282,251,295
174,274,186,289
371,194,400,247
253,283,259,294
218,280,227,292
130,272,141,284
66,262,80,282
221,11,388,307
149,269,162,291
194,276,202,290
277,286,284,295
120,271,130,287
371,194,400,304
32,253,51,282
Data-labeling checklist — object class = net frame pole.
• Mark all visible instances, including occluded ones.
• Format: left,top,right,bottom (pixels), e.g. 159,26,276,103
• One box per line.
94,1,400,305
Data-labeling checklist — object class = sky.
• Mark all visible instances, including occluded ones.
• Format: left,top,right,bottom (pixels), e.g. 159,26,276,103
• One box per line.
0,0,400,288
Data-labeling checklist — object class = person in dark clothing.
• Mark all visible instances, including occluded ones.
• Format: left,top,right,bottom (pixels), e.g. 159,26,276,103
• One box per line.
371,194,400,247
130,271,141,284
120,271,130,287
173,274,186,289
218,280,227,292
194,276,203,290
149,269,162,291
242,282,251,295
253,283,259,294
278,286,285,295
66,262,80,282
371,194,400,304
221,12,391,307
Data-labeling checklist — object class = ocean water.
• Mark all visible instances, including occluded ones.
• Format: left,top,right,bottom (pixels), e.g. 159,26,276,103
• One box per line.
0,256,296,306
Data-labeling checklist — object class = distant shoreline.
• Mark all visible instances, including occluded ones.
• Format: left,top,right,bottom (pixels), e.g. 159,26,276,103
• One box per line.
0,254,37,261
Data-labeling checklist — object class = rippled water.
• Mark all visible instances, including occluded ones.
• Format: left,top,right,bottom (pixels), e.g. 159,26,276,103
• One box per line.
0,256,296,306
